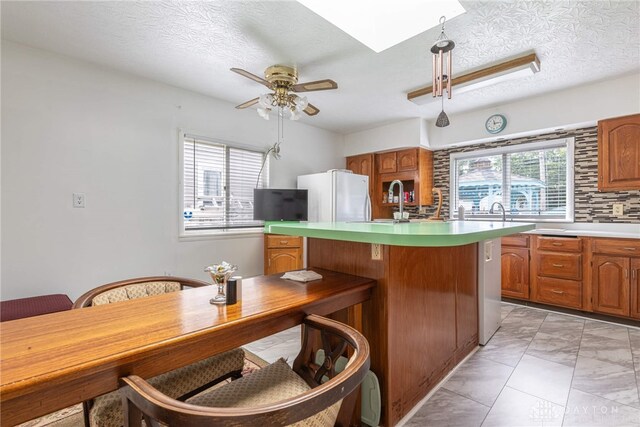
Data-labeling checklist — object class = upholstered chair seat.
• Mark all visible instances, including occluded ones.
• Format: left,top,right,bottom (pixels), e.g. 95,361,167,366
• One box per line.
120,314,370,427
73,276,245,427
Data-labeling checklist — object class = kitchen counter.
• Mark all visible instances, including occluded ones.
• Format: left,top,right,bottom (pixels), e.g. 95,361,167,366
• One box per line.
264,220,535,247
524,222,639,239
264,219,533,426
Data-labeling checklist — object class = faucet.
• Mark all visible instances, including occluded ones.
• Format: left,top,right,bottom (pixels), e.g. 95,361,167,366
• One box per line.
388,180,409,222
489,201,506,222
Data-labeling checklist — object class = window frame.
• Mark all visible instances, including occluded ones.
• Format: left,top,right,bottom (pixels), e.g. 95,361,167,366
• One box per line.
449,138,575,222
178,131,268,238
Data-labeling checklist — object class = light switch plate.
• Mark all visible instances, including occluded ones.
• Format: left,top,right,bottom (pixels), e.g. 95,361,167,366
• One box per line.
613,203,624,217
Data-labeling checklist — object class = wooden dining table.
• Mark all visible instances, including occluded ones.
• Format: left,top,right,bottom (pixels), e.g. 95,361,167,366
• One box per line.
0,269,375,426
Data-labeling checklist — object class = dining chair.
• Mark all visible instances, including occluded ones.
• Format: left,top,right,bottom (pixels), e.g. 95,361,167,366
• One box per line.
73,276,245,427
120,314,370,427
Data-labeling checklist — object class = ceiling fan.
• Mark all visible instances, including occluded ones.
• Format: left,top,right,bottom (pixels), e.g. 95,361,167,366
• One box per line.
231,65,337,119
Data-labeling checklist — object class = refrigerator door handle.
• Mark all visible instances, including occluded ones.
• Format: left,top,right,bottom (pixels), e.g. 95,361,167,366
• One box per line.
365,193,372,221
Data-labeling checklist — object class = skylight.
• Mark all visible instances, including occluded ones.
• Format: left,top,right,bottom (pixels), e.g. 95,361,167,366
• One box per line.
297,0,465,53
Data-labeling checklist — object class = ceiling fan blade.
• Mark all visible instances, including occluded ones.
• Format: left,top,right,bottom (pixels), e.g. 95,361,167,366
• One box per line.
291,79,338,93
230,68,272,89
235,97,260,109
303,103,320,116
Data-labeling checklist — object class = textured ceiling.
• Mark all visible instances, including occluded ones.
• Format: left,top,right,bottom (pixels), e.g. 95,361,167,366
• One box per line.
1,1,639,133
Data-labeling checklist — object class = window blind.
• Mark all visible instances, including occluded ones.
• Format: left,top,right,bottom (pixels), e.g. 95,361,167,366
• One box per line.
183,136,267,231
451,138,573,221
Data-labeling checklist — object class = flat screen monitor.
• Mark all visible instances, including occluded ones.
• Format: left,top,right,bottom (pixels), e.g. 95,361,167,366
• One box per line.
253,189,308,221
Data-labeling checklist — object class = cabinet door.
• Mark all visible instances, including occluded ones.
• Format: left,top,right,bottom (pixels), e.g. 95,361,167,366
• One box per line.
377,152,397,174
592,255,630,317
631,258,640,319
501,247,530,299
266,248,303,275
598,114,640,191
397,149,418,171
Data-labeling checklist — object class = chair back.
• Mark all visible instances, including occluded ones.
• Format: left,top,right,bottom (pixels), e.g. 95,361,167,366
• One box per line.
73,276,210,308
120,314,370,427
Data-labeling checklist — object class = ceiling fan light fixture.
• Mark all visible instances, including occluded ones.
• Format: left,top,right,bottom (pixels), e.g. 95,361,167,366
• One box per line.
257,106,270,120
290,108,301,120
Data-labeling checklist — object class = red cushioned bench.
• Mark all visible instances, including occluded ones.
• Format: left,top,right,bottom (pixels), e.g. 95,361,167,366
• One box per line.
0,294,73,322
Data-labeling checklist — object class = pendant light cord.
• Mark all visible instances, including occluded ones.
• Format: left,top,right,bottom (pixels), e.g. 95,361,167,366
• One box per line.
255,107,284,188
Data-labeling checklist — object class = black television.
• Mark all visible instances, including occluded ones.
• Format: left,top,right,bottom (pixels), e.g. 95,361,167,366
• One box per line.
253,189,308,221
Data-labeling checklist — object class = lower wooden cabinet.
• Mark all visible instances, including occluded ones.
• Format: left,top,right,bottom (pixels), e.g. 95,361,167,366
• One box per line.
501,246,530,299
264,234,303,275
592,254,631,317
501,234,640,321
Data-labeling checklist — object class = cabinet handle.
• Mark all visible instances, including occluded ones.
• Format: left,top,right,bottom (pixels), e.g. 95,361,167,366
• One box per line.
633,269,637,279
624,247,637,251
552,264,564,268
552,242,563,246
551,289,565,294
280,240,289,245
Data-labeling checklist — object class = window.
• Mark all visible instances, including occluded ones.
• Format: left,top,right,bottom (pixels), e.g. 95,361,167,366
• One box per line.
181,134,268,233
450,138,574,221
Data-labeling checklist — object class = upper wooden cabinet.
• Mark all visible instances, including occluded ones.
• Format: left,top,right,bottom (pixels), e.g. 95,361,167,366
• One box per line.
397,149,418,171
377,152,397,174
598,114,640,191
346,153,374,177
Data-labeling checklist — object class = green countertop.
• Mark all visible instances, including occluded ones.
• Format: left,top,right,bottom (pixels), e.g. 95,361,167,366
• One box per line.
264,220,535,247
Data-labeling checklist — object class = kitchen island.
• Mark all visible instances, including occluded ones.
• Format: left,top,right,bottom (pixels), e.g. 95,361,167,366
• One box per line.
265,220,534,426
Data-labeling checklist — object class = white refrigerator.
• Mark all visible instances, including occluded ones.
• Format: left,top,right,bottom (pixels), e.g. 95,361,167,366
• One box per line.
297,170,371,222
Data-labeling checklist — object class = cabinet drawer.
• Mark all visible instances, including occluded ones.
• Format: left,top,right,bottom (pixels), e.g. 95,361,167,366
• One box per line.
535,276,582,309
266,234,302,248
536,236,582,252
592,238,640,256
502,235,530,248
537,253,582,280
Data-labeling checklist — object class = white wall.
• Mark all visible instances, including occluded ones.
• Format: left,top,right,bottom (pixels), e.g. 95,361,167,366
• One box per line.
427,72,640,148
1,41,343,300
343,118,428,157
343,73,640,154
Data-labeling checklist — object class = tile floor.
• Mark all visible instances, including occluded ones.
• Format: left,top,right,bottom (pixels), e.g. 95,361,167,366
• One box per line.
244,303,640,426
404,303,640,427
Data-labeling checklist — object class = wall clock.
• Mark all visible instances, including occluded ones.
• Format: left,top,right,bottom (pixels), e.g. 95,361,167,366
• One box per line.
485,114,507,134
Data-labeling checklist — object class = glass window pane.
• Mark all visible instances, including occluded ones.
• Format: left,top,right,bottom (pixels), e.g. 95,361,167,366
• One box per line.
455,155,503,215
183,137,267,232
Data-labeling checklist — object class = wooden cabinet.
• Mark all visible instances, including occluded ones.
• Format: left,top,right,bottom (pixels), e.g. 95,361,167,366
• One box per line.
377,148,434,217
598,114,640,191
592,255,630,317
264,234,303,275
532,236,584,310
501,235,530,299
376,152,397,174
397,149,418,171
347,148,434,219
591,237,640,318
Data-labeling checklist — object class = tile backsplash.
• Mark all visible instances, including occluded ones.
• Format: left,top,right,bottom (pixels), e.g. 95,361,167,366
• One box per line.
412,126,639,223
